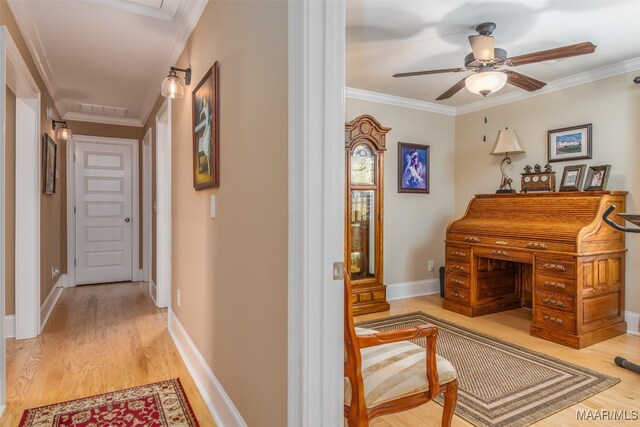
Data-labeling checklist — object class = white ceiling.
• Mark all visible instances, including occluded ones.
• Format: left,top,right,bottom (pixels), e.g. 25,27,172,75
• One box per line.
8,0,207,126
347,0,640,108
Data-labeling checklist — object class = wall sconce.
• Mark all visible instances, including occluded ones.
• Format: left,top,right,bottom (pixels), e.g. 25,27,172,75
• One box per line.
52,120,73,140
161,66,192,99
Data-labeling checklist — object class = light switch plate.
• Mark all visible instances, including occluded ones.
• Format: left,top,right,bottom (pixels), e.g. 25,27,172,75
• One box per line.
210,195,216,218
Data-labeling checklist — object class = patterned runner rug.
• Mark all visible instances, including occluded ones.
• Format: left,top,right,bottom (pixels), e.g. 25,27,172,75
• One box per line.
357,312,619,427
19,378,199,427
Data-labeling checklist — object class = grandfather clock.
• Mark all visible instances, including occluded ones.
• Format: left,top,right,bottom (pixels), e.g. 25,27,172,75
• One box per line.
345,115,390,315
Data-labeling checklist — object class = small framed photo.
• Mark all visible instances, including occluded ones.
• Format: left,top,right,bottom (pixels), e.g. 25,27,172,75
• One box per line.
583,165,611,191
398,142,429,193
192,61,220,190
548,124,592,163
43,133,57,195
559,164,586,192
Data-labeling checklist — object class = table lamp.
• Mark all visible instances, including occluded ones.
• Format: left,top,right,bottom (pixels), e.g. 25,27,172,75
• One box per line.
490,128,525,193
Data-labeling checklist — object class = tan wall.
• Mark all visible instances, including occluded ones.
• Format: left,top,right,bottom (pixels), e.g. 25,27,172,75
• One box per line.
346,99,456,285
455,71,640,312
1,0,66,306
5,88,15,315
167,1,288,425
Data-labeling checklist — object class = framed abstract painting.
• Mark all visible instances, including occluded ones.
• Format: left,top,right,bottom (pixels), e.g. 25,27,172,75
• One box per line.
43,133,57,195
192,61,219,190
398,142,429,194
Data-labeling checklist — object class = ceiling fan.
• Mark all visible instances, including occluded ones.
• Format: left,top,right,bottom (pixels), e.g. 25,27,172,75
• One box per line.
393,22,596,100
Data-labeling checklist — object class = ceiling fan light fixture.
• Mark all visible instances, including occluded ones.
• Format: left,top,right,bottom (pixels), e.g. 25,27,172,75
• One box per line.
469,35,495,61
465,71,508,97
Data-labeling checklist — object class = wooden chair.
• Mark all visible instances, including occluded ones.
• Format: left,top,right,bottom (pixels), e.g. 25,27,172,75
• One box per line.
344,275,458,427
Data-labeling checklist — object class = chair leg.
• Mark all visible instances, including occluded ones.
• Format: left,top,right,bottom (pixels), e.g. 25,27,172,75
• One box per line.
441,379,458,427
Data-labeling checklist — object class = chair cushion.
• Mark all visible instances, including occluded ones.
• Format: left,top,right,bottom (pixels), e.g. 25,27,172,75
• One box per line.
344,339,457,408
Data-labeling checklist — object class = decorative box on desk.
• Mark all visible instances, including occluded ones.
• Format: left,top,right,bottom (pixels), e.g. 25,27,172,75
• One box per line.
444,191,628,349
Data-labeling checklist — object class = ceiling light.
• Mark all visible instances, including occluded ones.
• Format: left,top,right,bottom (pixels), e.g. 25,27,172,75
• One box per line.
465,70,508,97
161,66,192,99
52,120,73,140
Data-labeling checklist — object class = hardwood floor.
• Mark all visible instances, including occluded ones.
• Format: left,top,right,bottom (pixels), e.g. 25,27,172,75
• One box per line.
0,282,216,426
355,294,640,427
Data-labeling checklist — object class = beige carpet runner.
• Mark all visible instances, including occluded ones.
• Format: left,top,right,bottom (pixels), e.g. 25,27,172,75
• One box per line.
357,312,619,427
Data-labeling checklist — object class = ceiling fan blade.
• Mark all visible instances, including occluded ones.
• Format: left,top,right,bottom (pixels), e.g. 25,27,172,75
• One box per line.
506,42,596,66
436,78,467,100
504,70,547,91
393,68,466,78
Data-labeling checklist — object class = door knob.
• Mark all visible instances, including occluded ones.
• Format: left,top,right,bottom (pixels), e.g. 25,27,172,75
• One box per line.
124,217,131,223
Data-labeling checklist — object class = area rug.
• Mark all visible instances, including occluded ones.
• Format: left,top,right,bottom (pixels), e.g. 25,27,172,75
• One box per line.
357,312,620,427
19,378,199,427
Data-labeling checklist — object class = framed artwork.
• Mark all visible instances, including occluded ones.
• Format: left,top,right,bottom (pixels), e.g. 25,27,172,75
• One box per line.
547,123,592,162
192,61,219,190
398,142,429,193
559,164,586,192
43,133,57,195
583,165,611,191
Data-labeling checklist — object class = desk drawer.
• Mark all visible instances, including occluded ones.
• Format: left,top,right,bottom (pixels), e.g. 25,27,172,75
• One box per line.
535,290,575,313
536,256,575,277
447,245,471,263
474,246,532,263
534,308,576,333
446,260,471,276
445,286,470,305
535,273,576,296
446,273,470,289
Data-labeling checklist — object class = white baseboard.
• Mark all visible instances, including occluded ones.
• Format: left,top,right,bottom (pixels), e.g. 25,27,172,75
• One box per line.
625,311,640,336
387,278,440,301
41,274,65,332
168,310,247,427
149,280,157,305
5,315,15,338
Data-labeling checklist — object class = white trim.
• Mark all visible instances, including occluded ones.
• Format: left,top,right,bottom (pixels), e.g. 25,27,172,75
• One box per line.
626,311,640,336
85,0,180,22
346,87,457,116
40,275,65,333
155,100,171,308
142,128,152,282
149,279,157,305
62,112,143,127
168,310,247,427
386,279,440,301
288,1,345,426
0,28,6,408
66,135,140,286
4,316,15,339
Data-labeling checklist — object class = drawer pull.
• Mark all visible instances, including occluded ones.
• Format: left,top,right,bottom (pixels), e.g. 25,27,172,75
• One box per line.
450,279,466,286
543,315,565,325
451,251,467,257
527,242,548,250
450,290,466,300
543,298,566,308
491,250,510,256
464,236,480,243
543,281,566,289
542,262,566,272
451,265,467,272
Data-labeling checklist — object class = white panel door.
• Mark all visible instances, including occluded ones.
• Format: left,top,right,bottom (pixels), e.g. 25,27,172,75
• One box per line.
75,142,133,285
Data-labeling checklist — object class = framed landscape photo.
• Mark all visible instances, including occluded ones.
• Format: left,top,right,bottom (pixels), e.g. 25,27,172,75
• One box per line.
398,142,429,194
547,123,592,162
583,165,611,191
43,133,57,195
192,61,219,190
559,164,586,192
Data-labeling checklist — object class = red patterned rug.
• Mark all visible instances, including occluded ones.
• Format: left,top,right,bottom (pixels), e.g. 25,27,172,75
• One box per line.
19,378,200,427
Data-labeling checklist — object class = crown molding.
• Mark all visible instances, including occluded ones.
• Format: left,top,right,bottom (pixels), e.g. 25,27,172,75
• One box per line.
63,112,143,128
345,87,457,116
84,0,180,22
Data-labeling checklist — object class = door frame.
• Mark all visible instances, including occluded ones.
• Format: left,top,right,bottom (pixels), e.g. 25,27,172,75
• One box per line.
66,135,140,287
142,128,152,285
155,99,171,309
287,1,345,426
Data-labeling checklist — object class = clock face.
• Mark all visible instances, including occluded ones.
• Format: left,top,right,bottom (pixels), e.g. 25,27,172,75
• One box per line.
524,176,531,183
532,176,540,182
351,145,375,184
541,175,548,182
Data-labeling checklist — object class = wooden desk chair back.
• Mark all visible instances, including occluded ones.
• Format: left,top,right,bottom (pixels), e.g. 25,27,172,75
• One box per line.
344,275,458,426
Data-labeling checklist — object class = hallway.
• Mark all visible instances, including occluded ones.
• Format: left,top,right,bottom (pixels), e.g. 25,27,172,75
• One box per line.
0,282,216,426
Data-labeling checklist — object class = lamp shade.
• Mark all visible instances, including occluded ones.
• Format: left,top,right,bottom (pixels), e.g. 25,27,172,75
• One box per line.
161,71,184,99
465,71,507,96
57,124,72,140
468,35,495,61
491,128,525,156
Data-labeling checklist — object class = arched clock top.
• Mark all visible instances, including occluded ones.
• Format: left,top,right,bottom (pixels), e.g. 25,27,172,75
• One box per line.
345,115,390,151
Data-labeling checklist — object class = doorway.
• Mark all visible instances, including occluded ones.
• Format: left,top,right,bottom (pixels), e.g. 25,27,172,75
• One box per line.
155,99,171,309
